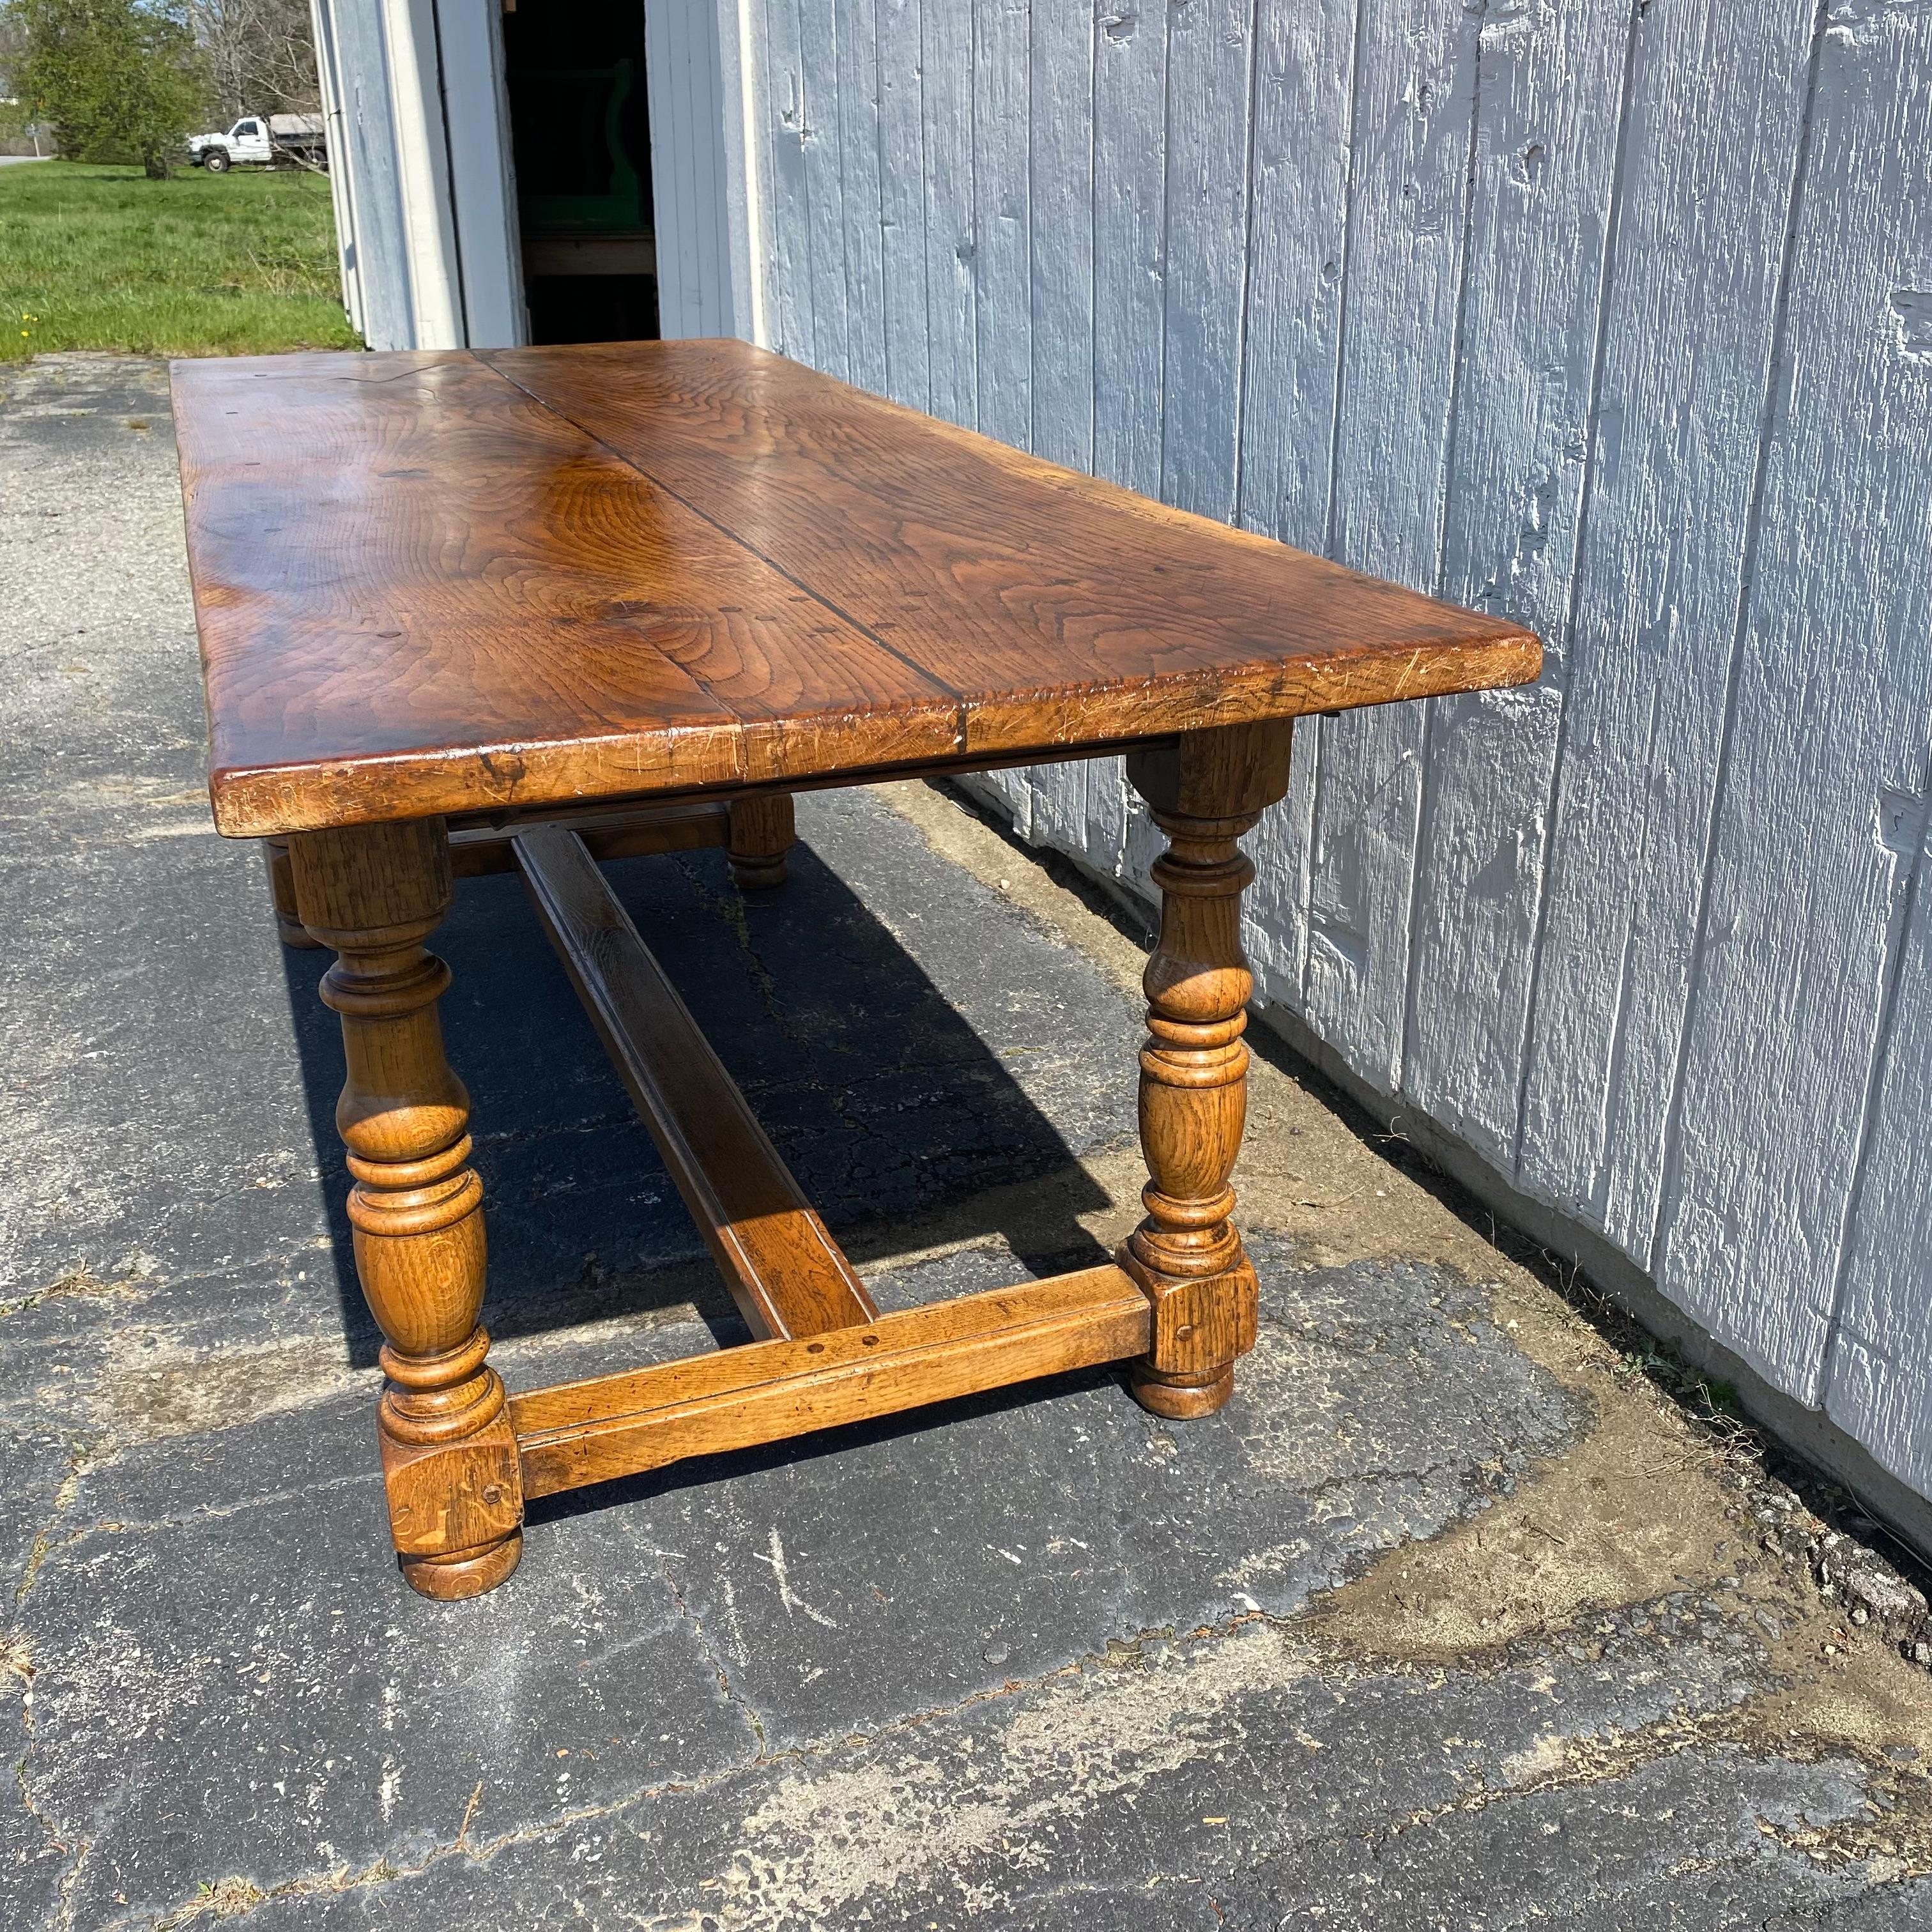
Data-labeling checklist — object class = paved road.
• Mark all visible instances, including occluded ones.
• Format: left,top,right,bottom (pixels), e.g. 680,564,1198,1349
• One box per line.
2,353,1928,1929
0,155,50,165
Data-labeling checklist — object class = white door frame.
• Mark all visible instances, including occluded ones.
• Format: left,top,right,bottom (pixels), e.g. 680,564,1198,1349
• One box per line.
642,0,767,342
427,0,525,348
318,0,767,350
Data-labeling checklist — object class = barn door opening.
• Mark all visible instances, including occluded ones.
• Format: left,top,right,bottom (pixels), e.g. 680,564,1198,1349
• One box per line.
500,0,660,343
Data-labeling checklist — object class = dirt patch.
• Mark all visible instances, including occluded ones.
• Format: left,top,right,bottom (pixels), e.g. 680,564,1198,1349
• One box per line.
1305,1271,1932,1870
1309,1394,1745,1660
882,776,1932,1876
100,1333,362,1445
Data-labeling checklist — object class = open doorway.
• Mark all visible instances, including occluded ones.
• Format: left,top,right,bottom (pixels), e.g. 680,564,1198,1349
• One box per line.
500,0,658,344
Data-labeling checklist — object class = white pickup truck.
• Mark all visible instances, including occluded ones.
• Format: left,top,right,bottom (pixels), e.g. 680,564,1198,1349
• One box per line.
188,114,327,174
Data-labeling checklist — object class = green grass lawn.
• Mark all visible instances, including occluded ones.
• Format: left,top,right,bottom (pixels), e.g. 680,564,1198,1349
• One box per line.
0,160,361,362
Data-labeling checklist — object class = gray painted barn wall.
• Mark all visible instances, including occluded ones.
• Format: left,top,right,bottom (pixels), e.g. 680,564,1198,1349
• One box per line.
747,0,1932,1505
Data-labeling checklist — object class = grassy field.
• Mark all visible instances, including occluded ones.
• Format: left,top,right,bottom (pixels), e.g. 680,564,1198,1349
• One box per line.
0,161,360,362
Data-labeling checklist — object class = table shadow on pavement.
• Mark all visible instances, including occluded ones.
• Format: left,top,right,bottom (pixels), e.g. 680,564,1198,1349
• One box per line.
273,787,1126,1393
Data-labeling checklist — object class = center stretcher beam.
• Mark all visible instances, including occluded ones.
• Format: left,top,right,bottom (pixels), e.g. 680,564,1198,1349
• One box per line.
514,824,875,1341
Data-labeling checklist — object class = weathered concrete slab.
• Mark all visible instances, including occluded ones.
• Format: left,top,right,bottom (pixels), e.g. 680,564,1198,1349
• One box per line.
3,356,1929,1930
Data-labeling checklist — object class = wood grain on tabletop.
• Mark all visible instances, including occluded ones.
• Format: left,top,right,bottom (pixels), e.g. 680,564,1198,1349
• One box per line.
171,349,958,836
485,338,1540,753
172,342,1539,838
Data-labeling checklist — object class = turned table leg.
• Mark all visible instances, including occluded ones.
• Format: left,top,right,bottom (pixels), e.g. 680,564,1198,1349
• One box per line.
1119,723,1294,1418
727,793,796,890
289,818,523,1600
262,838,321,949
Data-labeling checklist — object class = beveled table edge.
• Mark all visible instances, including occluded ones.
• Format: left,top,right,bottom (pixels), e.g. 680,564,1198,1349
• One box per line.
206,629,1541,837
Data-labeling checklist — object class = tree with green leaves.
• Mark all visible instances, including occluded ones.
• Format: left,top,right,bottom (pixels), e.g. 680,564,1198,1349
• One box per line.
9,0,204,178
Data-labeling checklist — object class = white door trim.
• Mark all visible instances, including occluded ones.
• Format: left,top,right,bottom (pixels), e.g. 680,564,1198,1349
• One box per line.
644,0,767,342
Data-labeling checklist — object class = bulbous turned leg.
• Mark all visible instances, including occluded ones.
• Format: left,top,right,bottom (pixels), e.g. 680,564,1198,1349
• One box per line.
263,838,321,949
289,818,523,1600
727,793,795,890
1119,723,1294,1419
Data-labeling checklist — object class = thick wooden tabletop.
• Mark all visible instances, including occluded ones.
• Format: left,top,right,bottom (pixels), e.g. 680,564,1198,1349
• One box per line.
171,340,1540,837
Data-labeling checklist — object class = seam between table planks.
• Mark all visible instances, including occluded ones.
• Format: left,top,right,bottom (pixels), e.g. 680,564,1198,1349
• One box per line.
475,349,977,756
178,344,1541,835
479,344,1544,750
180,349,974,832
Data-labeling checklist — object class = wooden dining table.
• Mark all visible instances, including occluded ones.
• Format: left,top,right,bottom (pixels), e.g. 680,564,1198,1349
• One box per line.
170,339,1540,1600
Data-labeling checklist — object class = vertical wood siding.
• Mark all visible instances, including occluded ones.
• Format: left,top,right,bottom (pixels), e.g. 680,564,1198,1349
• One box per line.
752,0,1932,1501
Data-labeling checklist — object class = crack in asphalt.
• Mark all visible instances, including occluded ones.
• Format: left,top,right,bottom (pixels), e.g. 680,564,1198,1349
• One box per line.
668,852,804,1043
124,1607,1280,1929
657,1549,769,1758
28,1468,379,1562
970,1680,1928,1929
12,1715,91,1932
12,1443,91,1611
124,1609,1897,1932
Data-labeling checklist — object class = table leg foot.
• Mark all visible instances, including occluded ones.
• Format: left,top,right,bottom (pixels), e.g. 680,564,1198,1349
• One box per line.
1130,1362,1235,1419
728,793,795,890
402,1531,524,1601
